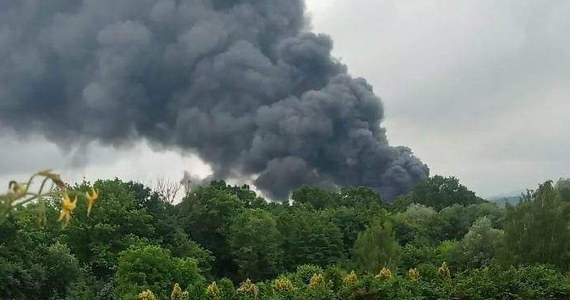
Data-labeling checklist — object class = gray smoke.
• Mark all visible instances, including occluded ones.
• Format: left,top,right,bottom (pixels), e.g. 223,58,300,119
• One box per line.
0,0,428,200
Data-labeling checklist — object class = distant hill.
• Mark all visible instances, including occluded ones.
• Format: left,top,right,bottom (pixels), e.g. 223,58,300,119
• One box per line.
488,195,523,207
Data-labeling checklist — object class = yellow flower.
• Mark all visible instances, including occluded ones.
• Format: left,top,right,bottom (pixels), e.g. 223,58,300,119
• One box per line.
237,279,259,297
409,268,420,281
206,282,220,299
309,273,324,288
273,277,294,292
138,290,157,300
437,262,451,279
57,192,77,227
343,271,358,285
8,181,27,200
171,283,189,300
376,267,393,280
85,188,99,216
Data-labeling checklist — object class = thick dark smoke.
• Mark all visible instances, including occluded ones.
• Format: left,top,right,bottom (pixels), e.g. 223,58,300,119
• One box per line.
0,0,429,200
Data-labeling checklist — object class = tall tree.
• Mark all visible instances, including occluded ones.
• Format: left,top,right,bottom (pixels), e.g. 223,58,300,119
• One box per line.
291,186,338,210
177,182,243,277
63,179,156,278
227,209,283,281
337,186,385,208
116,244,204,300
555,178,570,202
457,216,503,269
394,175,485,211
278,206,344,269
437,203,503,241
503,181,570,268
393,204,442,246
353,219,401,273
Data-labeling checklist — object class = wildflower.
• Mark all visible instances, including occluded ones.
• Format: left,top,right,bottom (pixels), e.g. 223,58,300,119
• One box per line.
206,282,220,299
237,279,259,298
8,181,27,200
409,268,420,281
309,273,324,288
438,262,451,279
171,283,189,300
85,187,99,216
376,267,393,280
273,277,294,292
343,271,358,285
138,290,158,300
57,192,77,227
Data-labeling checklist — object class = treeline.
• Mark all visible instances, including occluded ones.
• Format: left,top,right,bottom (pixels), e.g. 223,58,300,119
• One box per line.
1,176,570,299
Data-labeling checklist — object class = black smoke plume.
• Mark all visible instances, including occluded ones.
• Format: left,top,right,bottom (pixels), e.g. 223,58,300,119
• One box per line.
0,0,428,200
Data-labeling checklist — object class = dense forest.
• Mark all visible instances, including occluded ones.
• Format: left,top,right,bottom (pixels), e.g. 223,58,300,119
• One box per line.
2,175,570,299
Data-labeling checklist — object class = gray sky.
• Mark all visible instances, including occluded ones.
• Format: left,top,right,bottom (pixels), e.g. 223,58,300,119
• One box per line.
306,0,570,196
1,0,568,197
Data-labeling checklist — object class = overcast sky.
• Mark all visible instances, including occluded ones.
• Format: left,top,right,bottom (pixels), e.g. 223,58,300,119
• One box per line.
1,0,569,197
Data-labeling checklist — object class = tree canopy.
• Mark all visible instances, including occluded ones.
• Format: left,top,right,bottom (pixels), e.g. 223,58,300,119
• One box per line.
2,176,570,299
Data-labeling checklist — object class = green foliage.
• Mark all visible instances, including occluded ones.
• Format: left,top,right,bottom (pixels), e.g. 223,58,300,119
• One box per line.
337,187,385,208
395,175,485,211
178,182,244,277
228,209,284,281
437,202,503,241
555,178,570,202
163,228,215,274
324,206,386,257
116,244,204,299
4,176,570,299
291,186,385,211
0,205,83,300
393,204,441,246
502,181,570,268
291,265,324,285
400,244,442,271
456,216,503,269
278,207,344,268
353,219,400,273
291,186,337,210
217,278,237,300
454,265,570,299
63,179,156,278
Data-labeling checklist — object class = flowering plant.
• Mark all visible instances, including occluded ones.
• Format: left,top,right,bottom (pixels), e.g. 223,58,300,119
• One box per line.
0,170,99,228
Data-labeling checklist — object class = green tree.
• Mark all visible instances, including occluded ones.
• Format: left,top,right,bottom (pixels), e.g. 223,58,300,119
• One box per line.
394,175,485,211
503,181,570,268
353,220,400,273
277,206,344,269
555,178,570,202
62,179,156,278
393,204,442,246
163,228,214,272
437,202,503,241
324,206,387,257
178,182,243,277
337,186,385,208
456,216,503,269
121,181,216,272
228,209,284,281
116,244,204,300
291,186,338,210
0,200,88,300
39,242,84,298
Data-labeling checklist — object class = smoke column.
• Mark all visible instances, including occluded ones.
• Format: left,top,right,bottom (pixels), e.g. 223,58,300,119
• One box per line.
0,0,428,200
